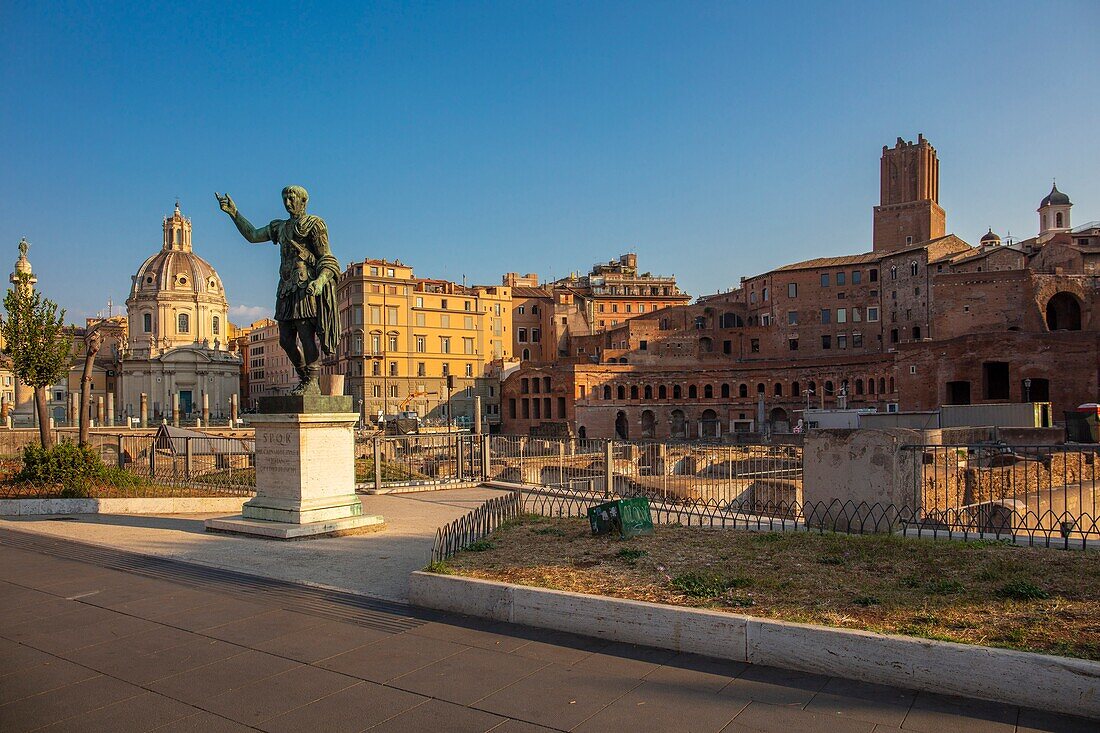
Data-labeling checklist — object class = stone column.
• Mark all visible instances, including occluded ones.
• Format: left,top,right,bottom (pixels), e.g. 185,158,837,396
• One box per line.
96,396,105,427
230,393,239,424
140,392,148,428
202,392,210,425
106,393,115,427
171,392,179,427
473,396,483,435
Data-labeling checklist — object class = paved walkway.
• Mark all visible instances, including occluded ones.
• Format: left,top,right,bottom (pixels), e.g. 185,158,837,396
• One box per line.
0,527,1093,732
0,488,506,602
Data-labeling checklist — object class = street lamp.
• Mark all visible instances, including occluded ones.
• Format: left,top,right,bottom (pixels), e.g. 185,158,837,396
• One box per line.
1024,378,1032,402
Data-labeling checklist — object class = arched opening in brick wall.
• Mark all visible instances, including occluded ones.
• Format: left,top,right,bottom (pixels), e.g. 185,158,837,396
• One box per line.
630,385,639,400
721,384,730,398
673,385,682,399
1022,378,1050,402
615,411,629,440
720,313,744,328
947,380,971,405
671,409,687,439
704,385,713,398
578,426,587,439
699,337,713,352
792,381,801,397
617,385,626,400
658,385,667,399
774,382,783,397
1046,293,1082,331
700,409,719,438
769,407,789,433
644,385,653,400
641,410,656,438
602,386,611,400
688,385,698,399
738,384,748,398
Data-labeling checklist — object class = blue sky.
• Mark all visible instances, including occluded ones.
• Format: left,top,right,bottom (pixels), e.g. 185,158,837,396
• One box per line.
2,1,1098,323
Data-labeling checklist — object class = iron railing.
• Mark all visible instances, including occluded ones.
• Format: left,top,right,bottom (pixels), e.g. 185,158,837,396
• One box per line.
431,489,522,562
904,444,1100,542
0,431,255,498
432,485,1097,565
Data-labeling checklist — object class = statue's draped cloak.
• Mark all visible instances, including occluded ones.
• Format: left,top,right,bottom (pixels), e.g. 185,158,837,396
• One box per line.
264,215,340,355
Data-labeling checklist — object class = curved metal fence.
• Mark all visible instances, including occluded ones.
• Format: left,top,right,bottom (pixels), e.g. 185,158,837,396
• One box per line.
433,485,1098,563
430,489,523,562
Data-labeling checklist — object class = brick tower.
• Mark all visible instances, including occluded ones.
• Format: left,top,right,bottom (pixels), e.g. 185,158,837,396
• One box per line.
872,134,945,252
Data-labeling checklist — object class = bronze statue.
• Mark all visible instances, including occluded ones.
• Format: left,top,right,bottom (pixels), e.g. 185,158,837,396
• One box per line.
216,186,339,396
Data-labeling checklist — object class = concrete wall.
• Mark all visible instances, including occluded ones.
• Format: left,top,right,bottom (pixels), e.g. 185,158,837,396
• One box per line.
409,571,1100,719
802,428,923,530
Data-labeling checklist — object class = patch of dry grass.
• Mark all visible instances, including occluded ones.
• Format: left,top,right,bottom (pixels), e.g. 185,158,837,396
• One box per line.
442,516,1100,660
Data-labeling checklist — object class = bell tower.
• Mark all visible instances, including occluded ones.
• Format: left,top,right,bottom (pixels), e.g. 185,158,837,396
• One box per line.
1037,182,1071,240
872,134,946,252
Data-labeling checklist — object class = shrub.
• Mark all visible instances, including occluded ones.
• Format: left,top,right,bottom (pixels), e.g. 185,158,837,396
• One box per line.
927,580,965,595
671,571,751,598
16,443,106,486
996,579,1050,601
464,538,495,552
615,548,648,565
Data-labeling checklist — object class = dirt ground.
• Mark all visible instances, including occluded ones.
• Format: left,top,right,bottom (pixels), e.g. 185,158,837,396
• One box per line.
440,515,1100,660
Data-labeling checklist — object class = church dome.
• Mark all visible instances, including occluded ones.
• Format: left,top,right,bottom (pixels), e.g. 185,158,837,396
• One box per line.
130,202,224,298
132,248,223,297
980,228,1000,245
1040,183,1071,208
125,203,230,355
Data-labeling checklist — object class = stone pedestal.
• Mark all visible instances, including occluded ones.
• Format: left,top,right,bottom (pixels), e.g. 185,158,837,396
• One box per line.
205,395,384,539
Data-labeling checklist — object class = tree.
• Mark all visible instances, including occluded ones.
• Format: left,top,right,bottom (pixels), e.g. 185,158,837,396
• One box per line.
78,325,102,446
1,273,72,448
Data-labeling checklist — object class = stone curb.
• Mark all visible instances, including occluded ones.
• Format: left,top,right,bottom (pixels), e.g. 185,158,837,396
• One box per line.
0,497,248,516
408,570,1100,719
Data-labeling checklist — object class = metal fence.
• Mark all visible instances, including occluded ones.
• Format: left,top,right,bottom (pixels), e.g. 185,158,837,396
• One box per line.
905,444,1100,542
357,433,484,490
431,490,522,562
432,488,1096,564
483,435,802,508
0,430,255,498
430,441,1100,559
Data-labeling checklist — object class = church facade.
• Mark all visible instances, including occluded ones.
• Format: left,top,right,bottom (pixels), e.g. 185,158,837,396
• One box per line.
117,204,240,422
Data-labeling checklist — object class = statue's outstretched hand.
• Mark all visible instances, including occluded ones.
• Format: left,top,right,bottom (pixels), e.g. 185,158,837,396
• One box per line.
305,279,322,296
215,192,237,217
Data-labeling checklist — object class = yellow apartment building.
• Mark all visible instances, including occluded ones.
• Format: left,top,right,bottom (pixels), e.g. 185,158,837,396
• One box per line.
334,259,512,426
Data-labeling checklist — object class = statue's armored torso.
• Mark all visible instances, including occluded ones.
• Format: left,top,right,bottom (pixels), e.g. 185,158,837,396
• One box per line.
270,215,329,321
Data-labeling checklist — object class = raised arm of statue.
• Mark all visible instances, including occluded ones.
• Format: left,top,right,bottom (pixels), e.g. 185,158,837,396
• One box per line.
215,192,271,244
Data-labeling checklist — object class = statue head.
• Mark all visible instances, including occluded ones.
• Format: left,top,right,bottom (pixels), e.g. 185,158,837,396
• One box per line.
282,185,309,218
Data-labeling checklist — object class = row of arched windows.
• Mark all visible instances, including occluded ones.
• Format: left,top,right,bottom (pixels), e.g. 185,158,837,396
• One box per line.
593,376,896,402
